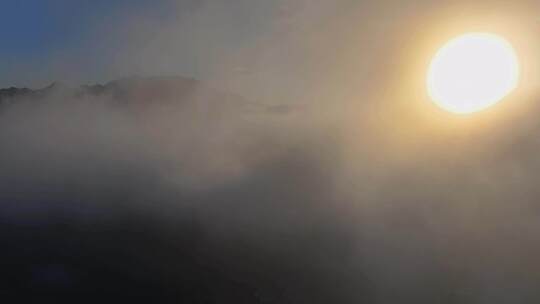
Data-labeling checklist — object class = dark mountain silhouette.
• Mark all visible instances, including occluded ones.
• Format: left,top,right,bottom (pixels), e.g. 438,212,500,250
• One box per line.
0,77,243,105
0,77,295,116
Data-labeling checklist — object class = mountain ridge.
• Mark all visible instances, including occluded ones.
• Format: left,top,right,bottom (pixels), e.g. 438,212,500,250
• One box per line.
0,76,299,116
0,76,226,102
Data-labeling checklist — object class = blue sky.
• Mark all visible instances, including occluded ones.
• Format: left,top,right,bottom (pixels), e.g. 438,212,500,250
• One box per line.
0,0,181,86
0,0,179,53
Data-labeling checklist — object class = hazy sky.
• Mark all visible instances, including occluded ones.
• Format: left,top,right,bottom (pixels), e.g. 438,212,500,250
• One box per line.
1,0,537,92
0,0,175,86
0,0,286,88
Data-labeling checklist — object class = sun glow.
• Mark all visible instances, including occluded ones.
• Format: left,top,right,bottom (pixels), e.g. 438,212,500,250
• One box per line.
427,33,520,114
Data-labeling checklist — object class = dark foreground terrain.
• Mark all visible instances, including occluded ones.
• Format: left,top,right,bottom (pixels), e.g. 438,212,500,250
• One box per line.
0,78,372,302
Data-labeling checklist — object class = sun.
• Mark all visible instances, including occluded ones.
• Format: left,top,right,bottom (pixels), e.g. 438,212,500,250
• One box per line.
427,33,520,114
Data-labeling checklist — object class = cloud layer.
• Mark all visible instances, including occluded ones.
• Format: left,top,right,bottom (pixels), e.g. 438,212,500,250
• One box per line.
3,1,540,302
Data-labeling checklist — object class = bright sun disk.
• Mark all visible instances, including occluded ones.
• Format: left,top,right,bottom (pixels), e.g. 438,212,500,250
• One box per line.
427,32,520,114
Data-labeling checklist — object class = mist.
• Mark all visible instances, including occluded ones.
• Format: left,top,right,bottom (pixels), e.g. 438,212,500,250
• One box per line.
3,0,540,303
